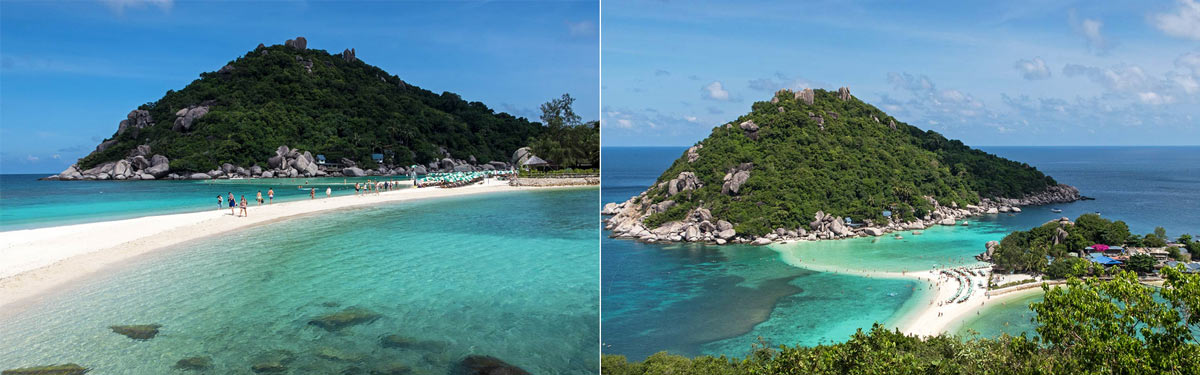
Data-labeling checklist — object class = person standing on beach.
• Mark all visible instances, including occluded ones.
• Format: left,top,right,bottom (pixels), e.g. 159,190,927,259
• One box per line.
310,188,315,200
326,187,331,198
267,188,274,204
218,194,224,210
256,191,264,205
229,192,236,216
240,195,248,217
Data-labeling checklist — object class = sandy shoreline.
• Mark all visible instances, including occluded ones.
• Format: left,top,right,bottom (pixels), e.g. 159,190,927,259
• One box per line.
767,243,1045,337
0,179,591,313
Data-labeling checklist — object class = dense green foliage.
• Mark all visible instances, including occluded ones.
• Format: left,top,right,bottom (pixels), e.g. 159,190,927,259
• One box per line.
992,214,1131,273
642,89,1059,236
78,44,547,172
602,268,1200,375
529,94,600,168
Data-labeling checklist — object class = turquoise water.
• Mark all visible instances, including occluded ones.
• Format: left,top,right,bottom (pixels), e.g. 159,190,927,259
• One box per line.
0,188,599,374
601,146,1200,359
953,292,1042,339
0,174,414,231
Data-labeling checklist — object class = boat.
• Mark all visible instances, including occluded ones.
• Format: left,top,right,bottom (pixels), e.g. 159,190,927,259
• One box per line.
1051,208,1062,213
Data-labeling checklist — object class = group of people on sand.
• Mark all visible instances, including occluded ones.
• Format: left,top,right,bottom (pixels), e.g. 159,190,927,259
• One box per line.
217,188,276,217
352,179,401,196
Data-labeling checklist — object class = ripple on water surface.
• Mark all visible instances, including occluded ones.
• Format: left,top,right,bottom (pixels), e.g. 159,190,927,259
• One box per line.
0,188,599,374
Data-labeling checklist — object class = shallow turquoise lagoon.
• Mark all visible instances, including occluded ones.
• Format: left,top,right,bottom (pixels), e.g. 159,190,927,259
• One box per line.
953,292,1043,339
0,174,416,231
0,188,599,374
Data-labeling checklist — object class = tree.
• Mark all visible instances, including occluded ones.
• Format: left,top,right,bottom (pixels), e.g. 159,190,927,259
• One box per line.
529,94,598,168
539,93,581,130
1032,267,1199,373
1126,254,1157,274
1045,256,1089,280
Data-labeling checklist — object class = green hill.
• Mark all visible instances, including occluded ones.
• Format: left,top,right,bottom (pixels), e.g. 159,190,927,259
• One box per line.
76,37,543,174
608,87,1075,238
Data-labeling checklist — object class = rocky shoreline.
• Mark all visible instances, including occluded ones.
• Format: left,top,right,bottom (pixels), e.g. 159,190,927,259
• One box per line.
602,184,1081,245
508,176,599,187
43,145,538,181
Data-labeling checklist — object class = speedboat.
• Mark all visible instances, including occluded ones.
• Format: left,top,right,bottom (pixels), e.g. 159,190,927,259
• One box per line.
1051,208,1062,213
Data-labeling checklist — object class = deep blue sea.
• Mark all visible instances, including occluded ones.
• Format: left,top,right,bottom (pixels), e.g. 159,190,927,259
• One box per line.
600,146,1200,360
0,188,600,374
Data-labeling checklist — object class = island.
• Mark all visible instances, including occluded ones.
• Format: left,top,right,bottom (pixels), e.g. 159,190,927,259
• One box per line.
44,36,597,182
604,87,1080,244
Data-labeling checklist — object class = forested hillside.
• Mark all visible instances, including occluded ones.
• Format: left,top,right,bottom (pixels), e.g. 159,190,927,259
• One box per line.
638,87,1060,235
78,38,544,173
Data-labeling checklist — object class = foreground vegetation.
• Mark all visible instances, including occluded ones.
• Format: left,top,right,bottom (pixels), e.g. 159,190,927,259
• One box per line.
992,213,1193,274
643,89,1060,236
79,43,547,172
602,267,1200,375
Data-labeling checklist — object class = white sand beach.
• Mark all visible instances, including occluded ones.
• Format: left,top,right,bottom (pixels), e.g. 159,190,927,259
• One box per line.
0,179,588,312
768,243,1047,337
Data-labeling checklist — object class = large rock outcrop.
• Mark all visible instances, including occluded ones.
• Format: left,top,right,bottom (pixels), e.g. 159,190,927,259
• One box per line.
284,36,307,50
116,110,154,135
172,105,209,132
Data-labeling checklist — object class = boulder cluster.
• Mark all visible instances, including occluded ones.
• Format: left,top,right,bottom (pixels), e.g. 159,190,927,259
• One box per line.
116,109,154,136
51,145,170,181
341,48,356,63
50,142,519,181
605,184,1081,246
283,36,307,50
171,105,210,132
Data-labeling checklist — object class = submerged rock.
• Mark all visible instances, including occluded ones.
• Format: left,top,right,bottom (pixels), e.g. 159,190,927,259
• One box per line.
315,347,364,362
452,355,530,375
1,364,89,375
251,350,295,373
174,356,212,371
370,362,412,375
309,308,381,331
109,324,161,340
379,334,449,351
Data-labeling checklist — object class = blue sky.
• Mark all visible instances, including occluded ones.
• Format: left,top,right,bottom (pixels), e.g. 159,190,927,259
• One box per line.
0,0,598,174
602,0,1200,147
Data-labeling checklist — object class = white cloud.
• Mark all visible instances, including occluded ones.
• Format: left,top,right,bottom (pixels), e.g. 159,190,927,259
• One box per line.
1063,64,1150,92
1137,92,1173,105
566,20,596,38
1069,10,1111,53
26,155,39,162
1014,58,1052,80
1153,0,1200,40
702,81,731,101
101,0,172,14
1177,51,1200,76
685,116,698,123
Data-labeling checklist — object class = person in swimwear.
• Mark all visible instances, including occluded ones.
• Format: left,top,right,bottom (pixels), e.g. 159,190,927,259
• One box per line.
228,192,236,216
268,188,274,204
240,195,248,217
256,191,264,205
218,194,224,210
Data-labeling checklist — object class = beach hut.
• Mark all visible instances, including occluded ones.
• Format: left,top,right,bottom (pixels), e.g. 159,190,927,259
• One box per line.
316,154,327,165
522,156,550,171
372,153,384,164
